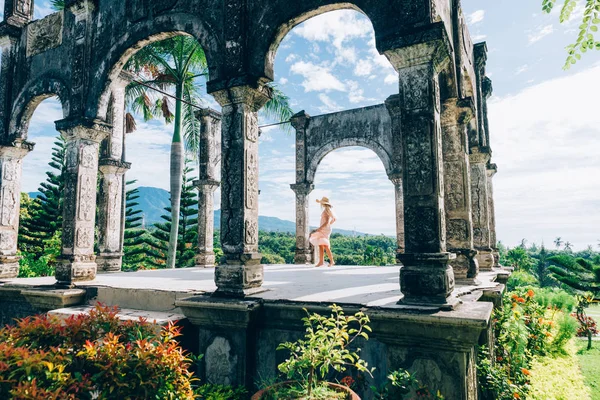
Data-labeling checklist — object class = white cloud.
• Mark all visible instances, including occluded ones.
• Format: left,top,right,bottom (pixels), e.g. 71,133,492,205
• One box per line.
318,94,343,113
285,54,298,63
488,64,600,250
293,10,372,48
279,77,288,85
471,34,487,42
528,24,554,44
290,61,346,92
467,10,485,25
346,80,368,104
354,59,373,76
515,64,529,75
384,73,398,85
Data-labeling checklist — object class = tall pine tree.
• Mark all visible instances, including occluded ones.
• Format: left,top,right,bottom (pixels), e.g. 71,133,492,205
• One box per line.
19,136,66,258
146,161,198,268
122,180,150,271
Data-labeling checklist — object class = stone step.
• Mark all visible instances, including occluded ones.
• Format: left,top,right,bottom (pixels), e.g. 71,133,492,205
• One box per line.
85,286,202,312
48,305,185,328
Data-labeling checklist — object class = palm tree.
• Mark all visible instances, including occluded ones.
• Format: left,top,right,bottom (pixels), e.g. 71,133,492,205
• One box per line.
554,237,563,249
564,241,573,252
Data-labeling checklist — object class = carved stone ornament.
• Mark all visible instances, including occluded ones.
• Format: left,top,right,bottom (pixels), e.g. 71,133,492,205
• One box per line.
245,113,258,142
245,219,258,245
245,151,258,209
26,12,64,57
76,227,93,248
1,186,18,226
77,174,95,221
0,231,16,251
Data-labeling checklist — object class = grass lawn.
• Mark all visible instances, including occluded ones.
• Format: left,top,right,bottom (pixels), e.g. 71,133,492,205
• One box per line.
529,340,591,400
576,337,600,400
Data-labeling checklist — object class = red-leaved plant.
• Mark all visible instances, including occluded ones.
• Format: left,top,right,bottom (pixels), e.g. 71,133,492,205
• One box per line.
0,304,196,399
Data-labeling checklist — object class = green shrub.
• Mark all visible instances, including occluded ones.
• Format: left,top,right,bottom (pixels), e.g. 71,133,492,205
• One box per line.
549,313,578,354
534,287,576,312
506,270,539,291
261,253,286,264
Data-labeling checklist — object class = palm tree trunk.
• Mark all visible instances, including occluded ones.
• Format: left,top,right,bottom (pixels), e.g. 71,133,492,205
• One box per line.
167,82,185,269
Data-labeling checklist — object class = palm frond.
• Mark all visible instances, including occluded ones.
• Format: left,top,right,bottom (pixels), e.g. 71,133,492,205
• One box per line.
125,113,137,133
261,84,294,132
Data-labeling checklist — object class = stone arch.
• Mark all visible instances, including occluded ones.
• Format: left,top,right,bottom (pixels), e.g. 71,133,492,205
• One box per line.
306,139,393,184
89,12,222,121
261,3,370,79
8,74,70,140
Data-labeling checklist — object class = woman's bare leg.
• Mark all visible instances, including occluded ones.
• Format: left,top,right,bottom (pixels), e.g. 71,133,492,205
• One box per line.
325,246,335,266
316,245,325,267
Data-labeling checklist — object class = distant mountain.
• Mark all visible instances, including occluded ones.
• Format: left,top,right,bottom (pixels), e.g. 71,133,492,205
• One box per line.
28,186,368,236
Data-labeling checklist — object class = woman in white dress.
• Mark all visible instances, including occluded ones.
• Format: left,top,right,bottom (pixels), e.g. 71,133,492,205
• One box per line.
309,197,336,267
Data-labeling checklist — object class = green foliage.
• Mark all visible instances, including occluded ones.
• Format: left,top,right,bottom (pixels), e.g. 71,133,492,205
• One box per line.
575,338,600,398
275,304,374,399
503,247,535,270
541,0,600,69
194,384,247,400
507,270,539,291
123,180,152,271
533,287,577,312
0,304,197,399
18,230,61,278
370,369,444,400
19,136,66,259
549,313,579,354
547,254,600,295
146,162,198,268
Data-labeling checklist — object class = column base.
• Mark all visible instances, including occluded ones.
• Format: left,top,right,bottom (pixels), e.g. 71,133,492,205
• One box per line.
397,253,458,309
0,256,20,279
294,251,313,265
214,257,265,297
195,252,216,268
96,253,123,273
476,249,495,271
55,256,97,287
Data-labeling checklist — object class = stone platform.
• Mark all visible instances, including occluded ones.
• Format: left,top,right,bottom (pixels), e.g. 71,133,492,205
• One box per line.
0,265,506,400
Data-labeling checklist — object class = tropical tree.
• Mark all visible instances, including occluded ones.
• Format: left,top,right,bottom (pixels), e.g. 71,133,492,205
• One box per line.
547,255,600,296
146,161,199,269
122,181,149,271
564,241,574,252
541,0,600,69
122,39,293,269
554,237,563,249
19,136,66,258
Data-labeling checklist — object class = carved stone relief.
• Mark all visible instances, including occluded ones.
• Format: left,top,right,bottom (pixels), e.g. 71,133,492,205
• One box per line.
245,151,258,209
26,12,64,57
245,219,258,245
78,174,95,221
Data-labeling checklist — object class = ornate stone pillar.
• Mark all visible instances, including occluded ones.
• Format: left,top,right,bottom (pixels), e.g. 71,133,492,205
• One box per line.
384,35,458,309
195,181,219,267
441,98,479,280
194,108,221,268
388,174,405,255
55,118,110,287
469,147,494,270
97,85,130,273
211,85,271,296
97,160,130,272
0,34,19,143
2,0,34,27
291,182,314,264
0,141,33,278
487,163,500,267
384,96,405,257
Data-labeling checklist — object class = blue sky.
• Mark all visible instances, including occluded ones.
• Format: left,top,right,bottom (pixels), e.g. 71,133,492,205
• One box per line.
2,1,599,250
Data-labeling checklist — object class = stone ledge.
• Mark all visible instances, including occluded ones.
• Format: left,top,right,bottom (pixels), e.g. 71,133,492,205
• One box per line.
176,295,261,329
0,285,87,311
48,305,185,326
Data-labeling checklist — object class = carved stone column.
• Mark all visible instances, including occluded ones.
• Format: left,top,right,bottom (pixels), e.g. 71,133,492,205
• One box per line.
384,96,405,257
384,35,458,309
0,141,33,278
97,84,130,273
0,35,18,142
211,85,271,296
388,174,405,255
487,163,500,267
470,146,494,270
441,98,479,280
291,182,314,264
96,160,130,272
55,118,110,286
195,180,219,267
194,108,221,268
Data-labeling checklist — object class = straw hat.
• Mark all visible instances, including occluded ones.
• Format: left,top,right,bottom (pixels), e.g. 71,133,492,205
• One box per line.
316,196,332,207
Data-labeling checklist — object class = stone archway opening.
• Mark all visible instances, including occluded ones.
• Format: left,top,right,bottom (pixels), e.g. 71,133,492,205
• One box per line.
97,31,220,273
309,146,398,265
